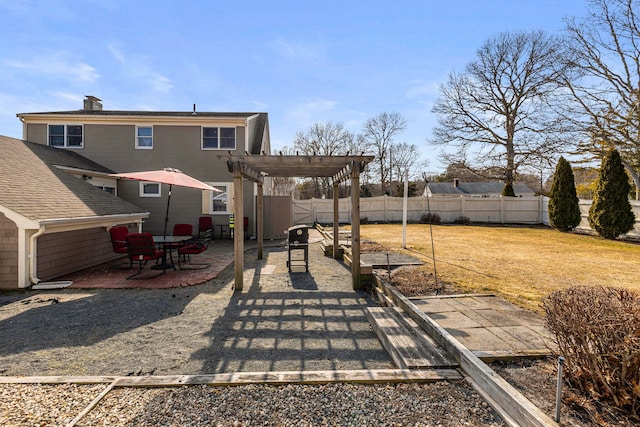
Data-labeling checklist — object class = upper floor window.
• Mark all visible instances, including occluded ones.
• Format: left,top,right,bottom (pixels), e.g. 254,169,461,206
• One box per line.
136,126,153,149
202,127,236,150
140,182,161,197
48,124,83,148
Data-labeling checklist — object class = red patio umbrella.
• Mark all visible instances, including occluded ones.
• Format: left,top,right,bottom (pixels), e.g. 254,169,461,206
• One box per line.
111,168,220,237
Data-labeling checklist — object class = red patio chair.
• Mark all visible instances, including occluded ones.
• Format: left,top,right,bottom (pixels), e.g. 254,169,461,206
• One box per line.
198,216,213,240
177,240,210,270
173,223,193,237
165,223,194,265
109,226,132,269
125,233,166,279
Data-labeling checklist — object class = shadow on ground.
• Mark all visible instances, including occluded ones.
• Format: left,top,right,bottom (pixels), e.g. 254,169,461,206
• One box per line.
0,239,393,376
191,245,392,373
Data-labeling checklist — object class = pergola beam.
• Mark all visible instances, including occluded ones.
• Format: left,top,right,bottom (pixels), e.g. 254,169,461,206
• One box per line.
225,161,263,183
220,155,374,183
333,164,353,184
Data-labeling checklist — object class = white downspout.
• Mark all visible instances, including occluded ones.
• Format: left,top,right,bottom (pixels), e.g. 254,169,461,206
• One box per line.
28,226,46,285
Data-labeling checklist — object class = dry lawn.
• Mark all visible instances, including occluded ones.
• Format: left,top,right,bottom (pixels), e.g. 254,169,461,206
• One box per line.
360,224,640,312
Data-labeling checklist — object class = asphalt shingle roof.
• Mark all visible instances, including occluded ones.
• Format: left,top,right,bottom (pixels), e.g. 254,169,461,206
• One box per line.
0,135,147,222
426,182,464,195
428,181,535,196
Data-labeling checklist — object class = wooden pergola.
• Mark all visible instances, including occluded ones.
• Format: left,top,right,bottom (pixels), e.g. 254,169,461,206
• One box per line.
220,154,374,292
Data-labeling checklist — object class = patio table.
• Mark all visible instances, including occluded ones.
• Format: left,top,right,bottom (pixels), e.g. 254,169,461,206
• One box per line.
152,235,193,270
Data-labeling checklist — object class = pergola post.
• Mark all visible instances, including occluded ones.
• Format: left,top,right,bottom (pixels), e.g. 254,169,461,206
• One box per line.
333,180,339,259
257,181,264,260
350,161,362,290
233,163,244,291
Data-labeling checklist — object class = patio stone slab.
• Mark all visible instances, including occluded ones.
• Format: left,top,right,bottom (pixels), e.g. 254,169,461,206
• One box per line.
411,295,555,356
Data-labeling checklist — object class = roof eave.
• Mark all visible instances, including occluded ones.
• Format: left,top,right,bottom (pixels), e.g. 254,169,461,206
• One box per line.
16,112,262,126
36,213,150,233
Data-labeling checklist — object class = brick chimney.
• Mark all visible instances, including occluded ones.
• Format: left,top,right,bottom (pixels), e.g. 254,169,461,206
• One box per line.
453,178,460,188
83,96,102,111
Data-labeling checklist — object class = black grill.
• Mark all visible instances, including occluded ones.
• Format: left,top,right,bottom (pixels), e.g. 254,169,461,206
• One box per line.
286,225,309,272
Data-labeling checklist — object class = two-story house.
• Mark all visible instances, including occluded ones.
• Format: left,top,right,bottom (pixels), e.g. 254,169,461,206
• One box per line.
17,96,271,236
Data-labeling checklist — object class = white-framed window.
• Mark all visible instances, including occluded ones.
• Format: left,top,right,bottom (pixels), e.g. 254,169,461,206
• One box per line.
140,182,161,197
136,126,153,149
203,182,232,214
202,127,236,150
48,124,83,148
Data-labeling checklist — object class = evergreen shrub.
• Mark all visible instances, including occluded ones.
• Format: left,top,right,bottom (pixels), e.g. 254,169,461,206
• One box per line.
548,157,581,231
588,149,635,239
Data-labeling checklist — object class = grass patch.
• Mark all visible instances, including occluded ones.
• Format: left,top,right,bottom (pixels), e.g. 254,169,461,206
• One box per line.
387,265,457,296
361,224,640,312
360,241,389,252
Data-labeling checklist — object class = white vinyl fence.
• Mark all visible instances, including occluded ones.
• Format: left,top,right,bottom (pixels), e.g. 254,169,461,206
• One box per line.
293,195,549,225
577,200,640,239
292,195,640,238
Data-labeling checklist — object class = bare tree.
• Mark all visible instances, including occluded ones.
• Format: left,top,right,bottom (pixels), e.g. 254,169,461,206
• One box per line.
359,112,407,194
435,161,498,182
293,122,354,156
293,122,355,198
431,30,572,196
268,145,297,195
388,142,429,195
564,0,640,192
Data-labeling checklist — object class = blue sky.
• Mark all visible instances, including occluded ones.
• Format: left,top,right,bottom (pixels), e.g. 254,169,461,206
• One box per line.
0,0,588,172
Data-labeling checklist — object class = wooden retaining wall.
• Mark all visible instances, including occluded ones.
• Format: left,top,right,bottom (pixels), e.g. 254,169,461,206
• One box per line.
373,275,558,427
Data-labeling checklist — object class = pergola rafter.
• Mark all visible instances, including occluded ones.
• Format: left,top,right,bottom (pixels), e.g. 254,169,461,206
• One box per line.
219,154,374,291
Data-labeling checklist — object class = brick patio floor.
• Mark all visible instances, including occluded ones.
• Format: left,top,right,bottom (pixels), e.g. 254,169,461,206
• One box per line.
60,239,239,289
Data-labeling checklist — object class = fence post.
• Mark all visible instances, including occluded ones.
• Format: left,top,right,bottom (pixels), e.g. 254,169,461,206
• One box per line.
461,196,466,219
539,195,544,224
384,194,388,223
312,199,317,224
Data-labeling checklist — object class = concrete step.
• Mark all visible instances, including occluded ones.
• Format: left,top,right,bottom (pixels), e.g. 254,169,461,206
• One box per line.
367,306,457,369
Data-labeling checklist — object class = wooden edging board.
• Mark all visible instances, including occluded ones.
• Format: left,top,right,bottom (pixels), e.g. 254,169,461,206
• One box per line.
374,275,558,427
0,368,461,387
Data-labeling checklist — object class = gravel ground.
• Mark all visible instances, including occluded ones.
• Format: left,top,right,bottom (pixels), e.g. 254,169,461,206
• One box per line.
0,383,104,426
0,237,545,426
0,243,392,377
1,382,505,426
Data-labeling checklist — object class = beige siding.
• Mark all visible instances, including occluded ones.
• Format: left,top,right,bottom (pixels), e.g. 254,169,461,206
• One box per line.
243,180,253,235
36,227,120,281
83,124,244,180
26,123,47,144
23,122,254,235
82,124,251,234
0,213,18,290
83,124,134,170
